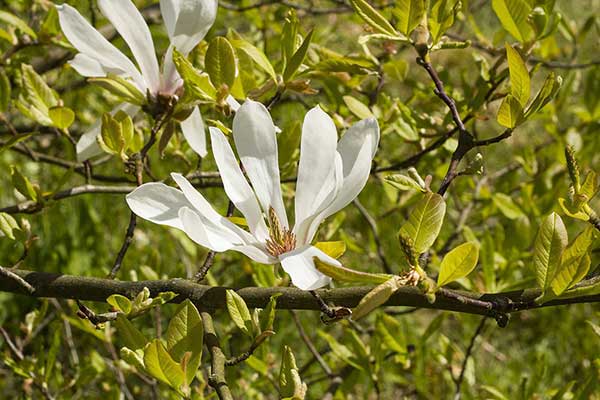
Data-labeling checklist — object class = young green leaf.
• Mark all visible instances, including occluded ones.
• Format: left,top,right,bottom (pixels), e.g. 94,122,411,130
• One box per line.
279,346,307,400
0,212,20,240
0,68,10,112
225,289,254,337
352,276,403,321
429,0,460,44
492,193,525,219
99,112,126,157
505,44,530,107
385,174,425,192
0,10,37,38
172,49,216,100
551,227,595,295
48,106,75,131
525,72,562,117
350,0,397,36
437,242,480,287
114,314,148,351
496,94,523,128
143,339,185,391
165,299,203,387
393,0,426,36
205,36,237,90
314,241,346,259
343,95,374,119
107,294,132,315
399,192,446,253
491,0,533,43
89,75,146,105
259,293,281,332
283,29,314,82
231,38,277,82
11,166,38,202
314,258,392,285
533,212,568,293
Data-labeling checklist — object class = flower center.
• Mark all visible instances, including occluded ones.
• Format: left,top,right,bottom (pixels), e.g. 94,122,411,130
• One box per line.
265,207,296,257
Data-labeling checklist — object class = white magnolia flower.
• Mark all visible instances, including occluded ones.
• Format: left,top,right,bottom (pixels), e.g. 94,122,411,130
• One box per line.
56,0,218,161
126,100,379,290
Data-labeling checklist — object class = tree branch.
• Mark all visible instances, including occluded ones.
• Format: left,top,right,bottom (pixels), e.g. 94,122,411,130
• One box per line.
201,312,234,400
1,269,598,318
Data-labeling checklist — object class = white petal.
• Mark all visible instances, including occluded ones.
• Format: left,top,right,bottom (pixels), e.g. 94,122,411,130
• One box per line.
56,4,146,91
76,103,139,161
279,245,334,290
232,244,277,264
97,0,161,94
160,0,218,55
170,172,254,244
160,44,183,94
226,95,241,112
210,127,270,242
232,100,288,227
323,118,380,217
294,106,339,235
126,182,191,230
180,107,207,157
69,54,106,77
179,207,235,252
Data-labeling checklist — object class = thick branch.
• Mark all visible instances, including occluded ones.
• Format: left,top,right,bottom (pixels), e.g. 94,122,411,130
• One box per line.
0,269,598,317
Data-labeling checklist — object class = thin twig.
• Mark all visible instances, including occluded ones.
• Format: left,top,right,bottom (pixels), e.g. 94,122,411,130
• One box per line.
195,201,235,282
0,265,35,293
353,199,392,274
290,311,335,378
454,317,487,400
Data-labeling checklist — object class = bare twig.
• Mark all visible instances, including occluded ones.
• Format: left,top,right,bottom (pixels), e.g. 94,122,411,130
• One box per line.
454,317,487,400
0,265,35,293
353,199,392,274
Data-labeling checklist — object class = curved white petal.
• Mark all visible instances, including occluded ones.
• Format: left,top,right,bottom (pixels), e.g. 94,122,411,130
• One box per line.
179,207,235,252
170,172,255,244
126,182,191,230
232,245,277,264
294,106,339,239
209,127,270,242
226,95,241,112
97,0,161,94
279,245,335,290
232,100,288,227
303,118,379,243
180,107,207,157
160,0,218,55
76,103,139,161
69,53,107,77
56,4,146,91
160,44,183,94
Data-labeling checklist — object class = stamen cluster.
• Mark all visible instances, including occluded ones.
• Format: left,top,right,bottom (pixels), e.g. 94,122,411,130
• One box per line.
265,207,296,257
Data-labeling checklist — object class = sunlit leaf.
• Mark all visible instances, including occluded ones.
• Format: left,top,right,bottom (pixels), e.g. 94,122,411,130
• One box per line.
399,192,446,253
505,44,530,107
533,212,567,293
497,94,523,128
205,36,237,90
437,242,480,287
225,289,253,337
393,0,426,36
350,0,397,36
491,0,533,42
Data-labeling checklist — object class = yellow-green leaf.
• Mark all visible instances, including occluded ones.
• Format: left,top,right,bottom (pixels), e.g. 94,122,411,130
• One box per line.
437,242,480,287
279,346,307,399
505,44,530,107
143,339,185,391
343,95,374,119
11,166,37,201
89,75,146,105
496,94,523,128
165,299,203,386
492,193,525,219
491,0,533,43
350,0,398,36
231,38,277,82
283,29,313,82
114,314,148,351
205,36,237,89
107,294,132,315
172,49,216,100
314,258,392,285
533,212,567,293
399,192,446,253
551,227,595,295
0,68,10,112
393,0,426,36
352,276,402,321
314,241,346,259
48,106,75,130
225,289,253,337
0,10,37,39
525,72,562,117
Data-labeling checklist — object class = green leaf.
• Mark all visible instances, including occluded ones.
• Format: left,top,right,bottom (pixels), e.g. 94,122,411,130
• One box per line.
551,227,595,295
343,95,374,119
437,242,480,287
11,166,37,201
114,314,148,351
107,294,132,315
385,174,426,192
143,339,185,391
399,192,446,253
231,38,277,82
48,106,75,131
259,293,281,332
350,0,398,36
279,346,307,399
533,212,567,293
205,36,237,89
558,198,589,221
165,299,203,387
0,212,20,240
225,290,253,337
20,64,58,124
120,347,145,371
505,44,530,107
559,278,600,299
281,9,300,70
314,241,346,259
491,0,533,43
429,0,460,44
283,29,314,82
352,276,403,321
525,72,562,117
492,193,525,219
496,94,523,128
314,258,392,285
579,171,599,202
99,112,126,157
0,68,10,112
0,10,37,39
393,0,426,36
172,49,216,100
89,75,146,105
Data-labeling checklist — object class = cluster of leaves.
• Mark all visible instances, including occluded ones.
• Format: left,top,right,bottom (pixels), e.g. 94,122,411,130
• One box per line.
0,0,598,399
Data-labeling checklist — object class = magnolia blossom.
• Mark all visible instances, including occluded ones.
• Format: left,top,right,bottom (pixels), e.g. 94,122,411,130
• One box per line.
56,0,218,161
126,100,379,290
